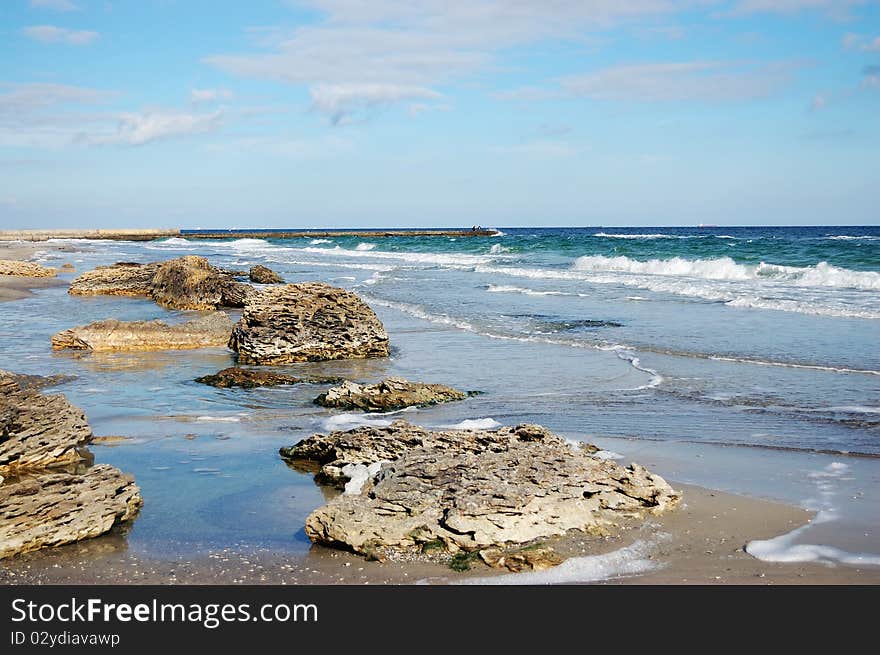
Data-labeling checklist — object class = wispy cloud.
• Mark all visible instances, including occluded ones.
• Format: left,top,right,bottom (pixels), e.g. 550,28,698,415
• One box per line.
23,25,98,45
843,33,880,51
501,61,796,104
190,88,234,105
86,110,224,146
730,1,869,19
29,0,79,11
310,83,442,124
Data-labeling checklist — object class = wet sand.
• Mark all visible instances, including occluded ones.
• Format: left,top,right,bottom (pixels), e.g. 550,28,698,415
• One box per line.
2,483,876,585
0,241,73,301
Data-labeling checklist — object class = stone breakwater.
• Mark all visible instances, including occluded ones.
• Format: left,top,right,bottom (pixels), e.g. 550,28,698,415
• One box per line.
0,228,500,241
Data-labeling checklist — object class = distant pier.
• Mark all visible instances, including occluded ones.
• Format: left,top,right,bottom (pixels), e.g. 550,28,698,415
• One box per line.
0,228,500,242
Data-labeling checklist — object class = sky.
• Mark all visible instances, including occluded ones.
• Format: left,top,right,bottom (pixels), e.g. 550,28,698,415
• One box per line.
1,0,879,229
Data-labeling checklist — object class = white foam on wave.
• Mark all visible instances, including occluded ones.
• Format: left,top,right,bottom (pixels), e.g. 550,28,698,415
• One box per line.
594,232,684,239
442,418,502,430
355,242,376,251
725,296,880,319
708,354,880,377
746,462,880,567
825,235,879,241
196,415,242,422
299,245,494,268
461,537,664,585
309,238,333,245
321,413,393,432
486,284,572,297
488,243,510,254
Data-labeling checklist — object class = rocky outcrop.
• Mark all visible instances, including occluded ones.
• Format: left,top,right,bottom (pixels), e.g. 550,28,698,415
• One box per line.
0,260,56,277
0,370,75,391
68,262,159,297
195,367,341,389
249,265,284,284
68,256,256,309
0,376,141,559
283,420,679,566
228,283,390,364
149,256,256,310
51,313,233,352
315,378,468,412
0,377,91,473
0,465,142,559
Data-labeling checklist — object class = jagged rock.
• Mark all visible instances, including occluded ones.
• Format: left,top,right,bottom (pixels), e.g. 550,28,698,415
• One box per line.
249,265,284,284
315,377,468,412
0,464,142,559
195,367,341,389
0,260,56,277
68,262,159,297
68,257,256,309
0,377,92,473
149,255,256,310
229,283,390,364
478,545,564,572
51,313,233,352
285,420,679,563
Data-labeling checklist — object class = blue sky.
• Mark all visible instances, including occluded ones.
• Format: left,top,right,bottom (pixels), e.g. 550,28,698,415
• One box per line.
2,0,878,228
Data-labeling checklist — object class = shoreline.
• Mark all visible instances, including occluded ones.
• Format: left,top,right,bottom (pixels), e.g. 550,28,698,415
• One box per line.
2,483,876,585
0,228,500,242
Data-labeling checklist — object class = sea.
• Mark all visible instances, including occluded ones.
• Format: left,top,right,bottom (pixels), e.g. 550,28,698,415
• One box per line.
5,225,879,578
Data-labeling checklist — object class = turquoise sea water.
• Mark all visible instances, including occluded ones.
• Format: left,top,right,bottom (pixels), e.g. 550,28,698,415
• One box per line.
3,225,878,571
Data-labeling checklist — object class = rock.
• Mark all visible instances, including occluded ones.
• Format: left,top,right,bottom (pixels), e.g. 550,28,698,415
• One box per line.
0,464,142,559
229,283,390,364
0,378,92,473
0,370,76,391
60,263,76,271
68,262,159,297
478,545,564,572
0,260,56,277
68,257,257,309
249,265,284,284
195,367,342,389
286,420,679,563
51,313,233,352
315,377,468,412
149,255,256,310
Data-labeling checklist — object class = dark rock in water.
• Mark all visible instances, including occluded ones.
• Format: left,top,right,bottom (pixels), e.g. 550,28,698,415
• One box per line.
149,255,256,310
249,264,284,284
0,376,91,473
228,283,390,364
315,377,468,412
195,367,341,389
68,262,159,297
0,260,57,277
0,370,76,391
51,313,234,352
284,420,679,567
0,464,142,559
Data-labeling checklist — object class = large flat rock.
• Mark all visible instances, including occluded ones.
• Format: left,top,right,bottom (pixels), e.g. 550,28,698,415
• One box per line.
51,313,234,352
0,260,56,277
315,377,468,412
283,421,680,563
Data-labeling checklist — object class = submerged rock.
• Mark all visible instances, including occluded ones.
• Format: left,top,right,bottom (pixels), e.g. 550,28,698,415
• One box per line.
68,262,159,297
195,367,341,389
0,260,57,277
0,464,142,559
315,377,468,412
283,420,679,565
51,313,233,352
249,264,284,284
0,370,75,391
0,377,91,473
149,255,256,310
228,283,390,364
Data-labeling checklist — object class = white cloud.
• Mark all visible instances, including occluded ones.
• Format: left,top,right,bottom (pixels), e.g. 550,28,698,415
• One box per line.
190,88,234,105
310,83,442,124
29,0,79,10
207,1,692,121
23,25,98,45
558,61,794,102
90,110,224,146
